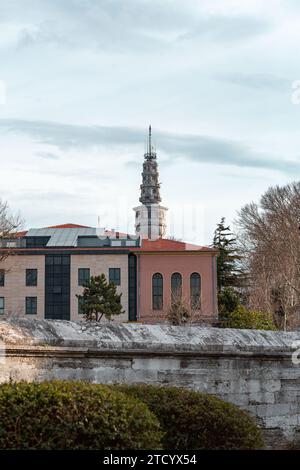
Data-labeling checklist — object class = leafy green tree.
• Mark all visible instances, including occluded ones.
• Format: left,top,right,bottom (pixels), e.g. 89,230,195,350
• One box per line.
76,274,124,322
222,305,277,330
213,217,241,291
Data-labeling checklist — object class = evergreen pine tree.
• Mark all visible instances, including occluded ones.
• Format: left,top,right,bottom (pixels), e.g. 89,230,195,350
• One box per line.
76,274,124,322
213,217,241,291
213,218,243,318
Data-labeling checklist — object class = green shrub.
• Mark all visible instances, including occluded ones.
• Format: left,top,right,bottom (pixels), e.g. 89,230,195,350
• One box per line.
114,384,264,450
222,305,277,330
218,287,241,318
0,381,163,450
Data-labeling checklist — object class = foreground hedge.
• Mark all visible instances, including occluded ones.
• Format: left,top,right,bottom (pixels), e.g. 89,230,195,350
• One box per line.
0,381,163,450
114,384,264,450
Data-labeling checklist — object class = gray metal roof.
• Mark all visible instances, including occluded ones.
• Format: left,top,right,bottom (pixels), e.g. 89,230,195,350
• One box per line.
26,228,96,247
25,228,140,247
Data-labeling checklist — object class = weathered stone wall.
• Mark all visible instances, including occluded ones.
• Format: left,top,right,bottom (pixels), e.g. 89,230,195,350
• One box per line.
0,319,300,448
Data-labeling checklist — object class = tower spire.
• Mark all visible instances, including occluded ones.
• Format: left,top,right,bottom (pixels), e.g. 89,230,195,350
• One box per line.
140,126,160,204
133,125,167,239
148,124,152,154
145,124,156,159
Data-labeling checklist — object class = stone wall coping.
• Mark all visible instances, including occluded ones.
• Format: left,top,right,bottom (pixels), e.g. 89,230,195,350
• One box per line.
2,345,296,359
0,319,299,356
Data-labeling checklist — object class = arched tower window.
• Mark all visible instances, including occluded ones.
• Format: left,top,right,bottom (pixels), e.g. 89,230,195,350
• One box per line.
190,272,201,309
152,273,163,310
171,272,182,300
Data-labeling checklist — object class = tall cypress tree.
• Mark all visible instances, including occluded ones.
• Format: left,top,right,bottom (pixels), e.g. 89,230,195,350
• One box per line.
213,217,241,292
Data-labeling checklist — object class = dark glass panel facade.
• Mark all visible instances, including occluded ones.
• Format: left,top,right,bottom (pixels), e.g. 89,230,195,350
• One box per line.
45,254,70,320
128,254,137,321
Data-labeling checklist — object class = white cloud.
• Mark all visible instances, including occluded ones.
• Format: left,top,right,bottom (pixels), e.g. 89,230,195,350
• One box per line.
0,0,299,243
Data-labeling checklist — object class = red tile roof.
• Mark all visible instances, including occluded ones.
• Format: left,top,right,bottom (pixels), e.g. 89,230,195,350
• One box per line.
137,238,217,252
46,223,91,229
14,230,28,238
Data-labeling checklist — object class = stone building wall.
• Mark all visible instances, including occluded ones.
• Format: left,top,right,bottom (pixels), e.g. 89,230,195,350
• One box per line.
0,319,300,448
70,254,128,322
0,254,128,322
0,255,45,318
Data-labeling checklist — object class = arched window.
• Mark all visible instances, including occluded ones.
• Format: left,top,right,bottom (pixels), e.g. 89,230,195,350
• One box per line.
171,272,182,300
152,273,163,310
190,273,201,309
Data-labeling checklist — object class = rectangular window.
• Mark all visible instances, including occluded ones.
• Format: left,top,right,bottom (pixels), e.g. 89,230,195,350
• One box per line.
26,269,37,286
6,241,17,248
26,236,50,248
26,297,37,315
78,268,90,286
109,268,121,286
0,270,4,287
111,241,122,247
0,297,4,314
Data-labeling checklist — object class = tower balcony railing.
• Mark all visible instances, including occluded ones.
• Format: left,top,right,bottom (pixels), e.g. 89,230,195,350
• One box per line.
144,152,157,159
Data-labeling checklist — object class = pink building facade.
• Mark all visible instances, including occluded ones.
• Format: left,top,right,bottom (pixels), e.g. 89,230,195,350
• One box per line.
133,238,218,324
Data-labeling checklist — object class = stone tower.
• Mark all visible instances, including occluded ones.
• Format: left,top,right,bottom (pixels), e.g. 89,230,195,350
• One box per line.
133,126,168,239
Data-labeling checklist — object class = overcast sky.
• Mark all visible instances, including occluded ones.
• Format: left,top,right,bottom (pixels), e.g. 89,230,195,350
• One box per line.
1,0,300,244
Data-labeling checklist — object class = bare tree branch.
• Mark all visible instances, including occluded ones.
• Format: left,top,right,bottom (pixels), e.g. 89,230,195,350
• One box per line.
235,182,300,330
0,199,23,262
